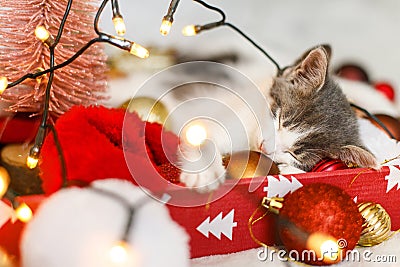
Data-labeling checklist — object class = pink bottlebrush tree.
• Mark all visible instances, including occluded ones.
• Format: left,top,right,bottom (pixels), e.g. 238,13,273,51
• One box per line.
0,0,108,116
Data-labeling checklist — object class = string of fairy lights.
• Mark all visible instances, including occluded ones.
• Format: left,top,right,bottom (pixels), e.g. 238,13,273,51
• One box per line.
0,0,284,209
0,0,397,264
1,0,150,171
0,0,281,263
0,0,151,263
158,0,396,144
160,0,282,74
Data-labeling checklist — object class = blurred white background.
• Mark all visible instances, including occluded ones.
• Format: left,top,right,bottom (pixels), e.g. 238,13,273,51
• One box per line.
100,0,400,107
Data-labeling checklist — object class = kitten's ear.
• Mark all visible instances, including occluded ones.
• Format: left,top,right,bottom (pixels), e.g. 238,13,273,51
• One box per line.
338,145,380,169
321,44,332,60
298,44,331,63
294,46,330,91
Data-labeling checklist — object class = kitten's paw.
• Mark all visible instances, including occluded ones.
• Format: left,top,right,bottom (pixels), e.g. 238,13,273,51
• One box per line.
278,164,305,175
180,163,226,193
339,145,381,170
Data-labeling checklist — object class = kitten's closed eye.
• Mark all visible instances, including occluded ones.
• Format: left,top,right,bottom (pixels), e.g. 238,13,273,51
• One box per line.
292,149,302,155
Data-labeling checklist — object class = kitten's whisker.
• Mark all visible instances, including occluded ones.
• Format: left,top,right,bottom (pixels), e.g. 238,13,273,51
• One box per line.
278,110,282,130
284,150,299,161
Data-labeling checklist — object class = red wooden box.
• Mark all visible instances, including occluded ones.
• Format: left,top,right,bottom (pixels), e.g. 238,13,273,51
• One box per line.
167,166,400,258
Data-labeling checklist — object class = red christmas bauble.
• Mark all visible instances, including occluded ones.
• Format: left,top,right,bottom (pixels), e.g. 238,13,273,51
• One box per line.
158,162,181,184
374,82,395,101
311,159,349,172
278,183,363,265
335,63,370,83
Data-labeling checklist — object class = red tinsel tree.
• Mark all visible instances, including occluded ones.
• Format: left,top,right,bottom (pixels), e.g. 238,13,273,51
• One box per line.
0,0,108,116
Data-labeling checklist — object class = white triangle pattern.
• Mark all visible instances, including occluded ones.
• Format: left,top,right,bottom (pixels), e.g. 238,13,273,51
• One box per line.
196,209,237,240
385,166,400,193
263,175,303,198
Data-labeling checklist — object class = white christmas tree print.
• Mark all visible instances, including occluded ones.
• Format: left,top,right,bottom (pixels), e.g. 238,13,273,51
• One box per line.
263,175,303,198
385,166,400,193
196,209,237,240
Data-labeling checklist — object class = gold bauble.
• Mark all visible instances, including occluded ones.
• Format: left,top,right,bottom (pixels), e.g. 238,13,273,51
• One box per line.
0,166,10,198
0,247,16,267
121,97,171,130
357,202,392,247
223,150,279,179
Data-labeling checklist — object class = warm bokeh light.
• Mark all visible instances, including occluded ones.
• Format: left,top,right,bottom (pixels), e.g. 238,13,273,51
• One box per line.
0,76,8,94
26,155,39,169
182,25,198,36
185,124,207,146
109,241,129,264
15,202,33,223
129,43,149,59
34,25,50,42
0,166,10,198
0,247,14,267
113,17,126,36
160,19,173,36
306,232,342,264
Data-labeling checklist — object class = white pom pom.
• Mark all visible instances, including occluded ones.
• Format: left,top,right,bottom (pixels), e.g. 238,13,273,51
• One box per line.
21,179,190,267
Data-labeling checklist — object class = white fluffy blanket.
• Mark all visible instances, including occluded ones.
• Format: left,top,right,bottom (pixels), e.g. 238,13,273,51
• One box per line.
191,232,400,267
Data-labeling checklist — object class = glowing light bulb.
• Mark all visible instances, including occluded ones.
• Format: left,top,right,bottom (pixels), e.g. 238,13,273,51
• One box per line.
109,241,129,264
113,16,126,36
26,155,39,169
0,76,8,94
182,25,198,36
185,124,207,146
0,166,10,198
160,19,172,36
320,240,340,260
306,232,341,264
130,43,149,59
35,67,45,84
15,203,33,223
34,26,50,42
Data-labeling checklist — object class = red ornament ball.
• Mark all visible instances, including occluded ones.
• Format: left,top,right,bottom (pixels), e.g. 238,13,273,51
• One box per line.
335,63,370,83
311,159,350,172
157,162,181,184
374,82,395,101
278,183,363,265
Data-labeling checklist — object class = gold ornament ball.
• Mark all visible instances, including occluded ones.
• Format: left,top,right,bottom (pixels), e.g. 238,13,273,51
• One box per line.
122,97,171,130
357,202,392,247
0,166,10,198
0,247,16,267
223,150,279,179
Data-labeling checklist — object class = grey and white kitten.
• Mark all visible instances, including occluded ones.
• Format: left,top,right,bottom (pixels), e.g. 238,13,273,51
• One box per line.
178,45,379,192
267,45,379,172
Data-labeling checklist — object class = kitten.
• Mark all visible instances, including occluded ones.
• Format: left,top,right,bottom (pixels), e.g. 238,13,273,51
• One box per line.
266,45,379,172
177,45,379,192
